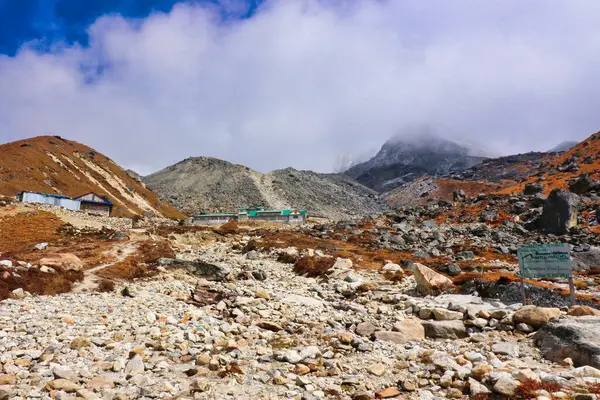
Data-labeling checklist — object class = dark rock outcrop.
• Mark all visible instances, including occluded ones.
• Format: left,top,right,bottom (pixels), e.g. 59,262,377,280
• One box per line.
571,246,600,273
537,189,580,234
569,175,600,194
535,317,600,368
422,320,467,339
157,258,230,281
524,182,544,195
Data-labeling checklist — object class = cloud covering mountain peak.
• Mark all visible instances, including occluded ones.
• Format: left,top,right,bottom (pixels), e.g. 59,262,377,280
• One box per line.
0,0,598,174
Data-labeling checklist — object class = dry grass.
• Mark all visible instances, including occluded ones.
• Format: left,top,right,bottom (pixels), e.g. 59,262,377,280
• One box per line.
217,221,242,235
434,179,502,201
453,271,600,305
277,252,298,264
96,279,115,293
293,256,336,277
97,258,156,281
588,382,600,394
0,210,117,269
0,136,186,219
0,211,63,254
242,240,260,253
97,240,174,281
514,379,562,399
0,267,84,300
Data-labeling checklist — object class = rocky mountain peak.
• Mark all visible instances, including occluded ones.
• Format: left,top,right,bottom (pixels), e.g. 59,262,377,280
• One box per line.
548,140,579,153
345,132,487,193
144,157,385,219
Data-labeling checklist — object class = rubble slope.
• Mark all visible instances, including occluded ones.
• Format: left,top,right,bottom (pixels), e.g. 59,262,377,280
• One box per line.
385,131,600,209
144,157,385,219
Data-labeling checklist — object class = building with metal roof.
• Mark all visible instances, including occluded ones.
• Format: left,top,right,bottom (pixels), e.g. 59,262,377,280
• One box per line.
192,208,307,224
19,190,113,216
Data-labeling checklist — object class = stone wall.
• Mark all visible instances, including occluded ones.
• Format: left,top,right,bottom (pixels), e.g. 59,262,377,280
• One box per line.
26,203,133,231
132,216,180,229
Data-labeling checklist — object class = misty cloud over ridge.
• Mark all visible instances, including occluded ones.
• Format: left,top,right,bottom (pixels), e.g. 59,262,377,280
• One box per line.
1,0,600,175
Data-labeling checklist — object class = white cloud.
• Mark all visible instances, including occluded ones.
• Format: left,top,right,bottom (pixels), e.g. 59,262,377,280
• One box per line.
1,0,600,175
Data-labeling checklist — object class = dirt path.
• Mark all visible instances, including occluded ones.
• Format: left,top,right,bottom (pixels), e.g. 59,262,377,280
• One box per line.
249,171,288,209
72,240,139,292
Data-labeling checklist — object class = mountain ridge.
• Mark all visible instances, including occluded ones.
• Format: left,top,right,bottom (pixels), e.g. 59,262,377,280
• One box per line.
143,156,385,219
0,136,185,219
345,133,487,192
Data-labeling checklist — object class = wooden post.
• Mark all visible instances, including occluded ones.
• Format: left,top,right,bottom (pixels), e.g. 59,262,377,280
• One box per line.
519,276,527,305
568,277,576,307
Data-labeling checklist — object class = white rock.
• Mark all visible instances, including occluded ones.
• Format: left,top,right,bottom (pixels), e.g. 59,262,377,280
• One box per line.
432,308,463,321
10,288,25,299
283,350,303,364
332,258,353,270
124,355,145,375
300,346,321,360
573,366,600,378
493,377,519,396
113,358,126,372
517,369,540,383
471,318,488,328
145,312,157,324
492,342,519,357
465,352,486,362
39,265,56,273
52,366,75,380
381,263,402,273
281,294,323,308
469,378,491,396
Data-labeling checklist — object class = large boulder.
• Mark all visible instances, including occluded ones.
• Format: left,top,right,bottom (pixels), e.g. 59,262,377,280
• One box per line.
569,174,600,194
453,189,467,202
421,320,467,339
572,247,600,273
374,331,412,345
39,253,84,271
537,189,580,234
524,182,544,195
392,319,425,341
535,317,600,368
157,258,230,281
431,308,463,321
513,305,561,330
410,263,454,295
568,305,600,317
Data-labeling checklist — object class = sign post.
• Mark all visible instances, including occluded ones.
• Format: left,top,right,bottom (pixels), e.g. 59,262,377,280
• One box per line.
517,243,574,306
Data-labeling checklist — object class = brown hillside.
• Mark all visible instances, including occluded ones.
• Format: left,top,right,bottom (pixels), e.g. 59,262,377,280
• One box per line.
387,131,600,207
0,136,185,219
494,131,600,196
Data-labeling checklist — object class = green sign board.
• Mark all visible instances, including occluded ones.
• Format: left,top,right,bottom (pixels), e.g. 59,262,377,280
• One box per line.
517,243,572,279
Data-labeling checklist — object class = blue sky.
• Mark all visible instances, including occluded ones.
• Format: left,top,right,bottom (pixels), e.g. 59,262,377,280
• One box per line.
0,0,261,55
1,1,600,175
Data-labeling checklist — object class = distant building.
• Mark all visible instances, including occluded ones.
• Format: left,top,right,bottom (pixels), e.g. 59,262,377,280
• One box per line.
19,190,113,216
19,191,81,211
191,212,238,224
73,192,113,216
192,208,307,224
240,208,307,223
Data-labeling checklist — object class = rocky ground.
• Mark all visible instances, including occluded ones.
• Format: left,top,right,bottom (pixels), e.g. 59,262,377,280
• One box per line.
3,133,600,399
3,227,600,400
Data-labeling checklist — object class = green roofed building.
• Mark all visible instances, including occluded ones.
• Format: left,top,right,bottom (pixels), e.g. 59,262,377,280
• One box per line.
192,208,307,224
